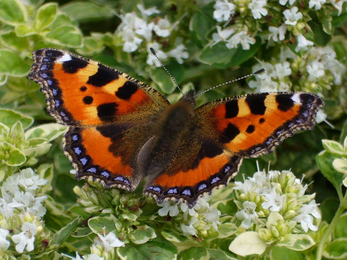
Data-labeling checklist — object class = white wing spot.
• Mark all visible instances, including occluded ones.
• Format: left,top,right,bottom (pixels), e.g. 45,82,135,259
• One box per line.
291,93,302,104
57,53,72,62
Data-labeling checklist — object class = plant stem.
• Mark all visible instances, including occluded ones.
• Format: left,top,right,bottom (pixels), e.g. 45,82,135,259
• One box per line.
315,191,347,260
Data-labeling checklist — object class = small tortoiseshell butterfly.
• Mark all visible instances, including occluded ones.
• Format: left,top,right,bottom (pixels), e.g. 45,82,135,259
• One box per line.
28,49,324,207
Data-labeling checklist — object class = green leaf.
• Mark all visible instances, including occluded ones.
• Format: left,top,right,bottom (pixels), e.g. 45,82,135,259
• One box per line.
189,3,216,48
23,139,51,157
178,247,209,260
334,213,347,239
199,38,261,69
1,31,30,51
128,225,157,244
308,20,331,46
332,13,347,28
0,0,26,25
61,2,114,22
15,24,35,37
0,142,26,166
284,234,315,251
88,215,118,234
217,223,238,238
118,239,177,260
228,231,267,256
52,216,81,245
34,3,58,31
317,151,345,193
0,109,33,129
45,26,83,47
25,123,66,141
271,246,305,260
208,249,237,260
199,42,237,68
322,139,346,157
37,163,54,193
324,238,347,259
150,62,185,94
0,50,31,77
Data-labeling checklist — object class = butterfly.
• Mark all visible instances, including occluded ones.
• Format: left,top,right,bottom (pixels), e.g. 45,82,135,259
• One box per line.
28,49,324,208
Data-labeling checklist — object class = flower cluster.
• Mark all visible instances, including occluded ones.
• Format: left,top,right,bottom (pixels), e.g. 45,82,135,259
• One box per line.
233,169,320,233
249,46,345,93
212,0,347,51
158,196,221,238
72,180,156,259
0,168,51,257
115,4,188,66
229,168,321,256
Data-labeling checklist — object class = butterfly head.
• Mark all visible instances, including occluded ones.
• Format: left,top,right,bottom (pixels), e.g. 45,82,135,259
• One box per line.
179,89,196,108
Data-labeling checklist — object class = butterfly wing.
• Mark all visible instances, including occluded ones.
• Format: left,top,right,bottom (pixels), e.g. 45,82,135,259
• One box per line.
199,92,324,158
144,92,323,207
28,49,169,191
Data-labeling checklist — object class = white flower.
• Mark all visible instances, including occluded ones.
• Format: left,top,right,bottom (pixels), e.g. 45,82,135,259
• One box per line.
204,207,221,230
98,232,124,251
275,62,292,80
118,13,137,31
84,254,104,260
180,216,199,236
307,60,325,80
14,191,47,217
268,24,287,42
235,201,258,229
154,18,171,37
248,0,268,19
280,0,296,5
121,29,143,52
12,222,37,253
234,179,255,194
262,188,284,212
309,0,326,9
167,44,189,64
295,34,314,52
158,200,179,216
0,229,10,252
146,43,167,67
213,0,236,22
315,109,327,124
180,223,197,236
137,4,160,17
325,58,346,85
226,30,256,50
135,21,154,42
329,0,345,15
0,197,24,218
212,26,234,45
180,202,196,218
283,6,303,26
63,252,104,260
249,170,267,186
294,201,321,231
4,168,47,194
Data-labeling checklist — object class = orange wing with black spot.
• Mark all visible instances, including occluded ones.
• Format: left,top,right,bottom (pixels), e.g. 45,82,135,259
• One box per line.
144,92,323,207
28,49,169,191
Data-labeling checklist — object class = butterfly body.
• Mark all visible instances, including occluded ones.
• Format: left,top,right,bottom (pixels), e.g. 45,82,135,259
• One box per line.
28,49,324,207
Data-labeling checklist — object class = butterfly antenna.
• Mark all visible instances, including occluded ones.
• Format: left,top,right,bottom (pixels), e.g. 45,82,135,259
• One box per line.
194,68,265,98
150,47,184,95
